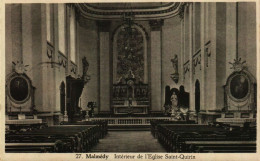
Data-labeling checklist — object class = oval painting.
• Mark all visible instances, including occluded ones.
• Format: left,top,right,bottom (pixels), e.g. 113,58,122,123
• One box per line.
10,77,29,102
230,74,249,99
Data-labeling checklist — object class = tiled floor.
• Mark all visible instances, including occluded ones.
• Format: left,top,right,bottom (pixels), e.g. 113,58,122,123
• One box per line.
90,131,166,152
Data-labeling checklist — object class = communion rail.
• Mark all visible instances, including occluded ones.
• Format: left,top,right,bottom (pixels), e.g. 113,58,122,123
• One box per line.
89,117,171,125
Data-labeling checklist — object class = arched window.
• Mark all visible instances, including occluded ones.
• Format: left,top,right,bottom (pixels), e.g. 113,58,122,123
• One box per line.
113,24,148,84
70,6,76,63
58,4,66,54
46,4,54,43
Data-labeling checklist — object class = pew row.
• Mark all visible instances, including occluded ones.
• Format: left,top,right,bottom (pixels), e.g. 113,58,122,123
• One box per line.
6,121,108,153
151,121,256,153
150,120,196,138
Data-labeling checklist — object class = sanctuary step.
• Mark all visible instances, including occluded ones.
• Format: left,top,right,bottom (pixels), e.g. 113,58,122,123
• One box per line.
90,131,166,152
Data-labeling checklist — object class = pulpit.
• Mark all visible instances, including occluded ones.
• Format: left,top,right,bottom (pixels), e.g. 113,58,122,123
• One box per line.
66,76,85,122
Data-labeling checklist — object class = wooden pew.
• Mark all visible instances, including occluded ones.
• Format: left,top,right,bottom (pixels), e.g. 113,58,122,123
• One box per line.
60,121,108,138
150,120,196,138
6,123,107,153
154,124,256,153
6,141,65,153
185,141,256,153
22,126,95,152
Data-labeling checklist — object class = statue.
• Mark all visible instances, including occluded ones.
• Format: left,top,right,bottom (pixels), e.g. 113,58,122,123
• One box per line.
82,57,89,76
171,55,178,74
82,57,90,83
170,92,181,120
164,86,190,120
171,55,179,83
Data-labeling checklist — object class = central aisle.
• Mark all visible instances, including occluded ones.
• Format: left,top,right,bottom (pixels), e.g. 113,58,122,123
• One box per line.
90,131,167,152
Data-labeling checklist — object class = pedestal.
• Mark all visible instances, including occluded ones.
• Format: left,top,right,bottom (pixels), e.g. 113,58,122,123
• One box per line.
63,111,68,122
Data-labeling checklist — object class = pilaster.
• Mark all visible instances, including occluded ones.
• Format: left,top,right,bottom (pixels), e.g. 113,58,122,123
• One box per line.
98,21,111,112
149,19,164,111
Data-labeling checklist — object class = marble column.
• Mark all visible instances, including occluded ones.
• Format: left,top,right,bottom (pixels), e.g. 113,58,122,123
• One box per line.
149,20,164,112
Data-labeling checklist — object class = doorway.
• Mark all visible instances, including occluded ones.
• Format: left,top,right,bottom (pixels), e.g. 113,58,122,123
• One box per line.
195,80,200,114
60,81,65,114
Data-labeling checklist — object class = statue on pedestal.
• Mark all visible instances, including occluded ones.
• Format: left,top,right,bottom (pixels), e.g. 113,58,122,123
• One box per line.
170,92,181,120
82,57,90,84
171,55,179,83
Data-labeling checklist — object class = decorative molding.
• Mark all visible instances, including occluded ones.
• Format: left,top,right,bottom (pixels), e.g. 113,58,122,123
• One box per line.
229,57,246,72
193,49,201,74
70,61,77,74
47,41,54,59
183,60,190,75
205,40,211,67
58,51,68,68
75,3,183,21
112,22,149,41
178,2,191,19
12,61,29,74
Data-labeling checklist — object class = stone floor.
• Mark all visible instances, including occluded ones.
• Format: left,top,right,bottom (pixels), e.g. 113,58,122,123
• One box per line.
90,131,166,152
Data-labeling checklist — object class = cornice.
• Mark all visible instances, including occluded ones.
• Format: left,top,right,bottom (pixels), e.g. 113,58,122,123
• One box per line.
75,2,183,21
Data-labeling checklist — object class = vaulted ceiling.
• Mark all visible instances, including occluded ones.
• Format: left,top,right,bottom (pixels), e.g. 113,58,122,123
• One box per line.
75,2,183,20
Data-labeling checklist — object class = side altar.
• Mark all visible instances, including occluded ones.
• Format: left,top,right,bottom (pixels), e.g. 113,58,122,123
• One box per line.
217,58,256,125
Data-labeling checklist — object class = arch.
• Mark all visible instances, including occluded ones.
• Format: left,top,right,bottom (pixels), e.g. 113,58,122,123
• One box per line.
195,80,200,113
112,23,148,84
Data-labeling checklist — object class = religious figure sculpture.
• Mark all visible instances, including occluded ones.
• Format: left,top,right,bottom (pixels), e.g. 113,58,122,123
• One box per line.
171,55,179,83
82,57,90,84
164,86,190,120
171,55,178,74
82,57,89,76
170,92,181,120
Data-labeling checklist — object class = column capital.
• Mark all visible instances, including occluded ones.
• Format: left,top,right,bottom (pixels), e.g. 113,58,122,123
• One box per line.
97,20,111,32
178,2,192,20
149,19,164,31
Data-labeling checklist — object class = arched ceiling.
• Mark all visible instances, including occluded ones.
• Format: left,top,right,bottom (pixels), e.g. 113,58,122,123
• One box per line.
75,2,183,20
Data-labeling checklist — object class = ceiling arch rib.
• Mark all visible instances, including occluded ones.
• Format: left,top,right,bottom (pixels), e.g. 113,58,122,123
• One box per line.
75,3,183,21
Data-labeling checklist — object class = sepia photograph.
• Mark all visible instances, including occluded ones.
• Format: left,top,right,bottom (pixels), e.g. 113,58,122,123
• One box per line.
1,1,259,161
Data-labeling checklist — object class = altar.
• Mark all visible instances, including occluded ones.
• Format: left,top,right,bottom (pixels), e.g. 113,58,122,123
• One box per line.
112,71,150,115
113,105,149,114
216,59,256,126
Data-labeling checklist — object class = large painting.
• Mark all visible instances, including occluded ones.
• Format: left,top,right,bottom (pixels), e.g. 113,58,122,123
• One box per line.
230,74,249,100
8,75,31,103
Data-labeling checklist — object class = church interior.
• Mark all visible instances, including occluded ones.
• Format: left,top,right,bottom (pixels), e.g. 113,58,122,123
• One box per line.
5,2,257,153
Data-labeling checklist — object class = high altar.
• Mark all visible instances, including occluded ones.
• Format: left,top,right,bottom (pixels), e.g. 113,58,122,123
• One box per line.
112,71,149,114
